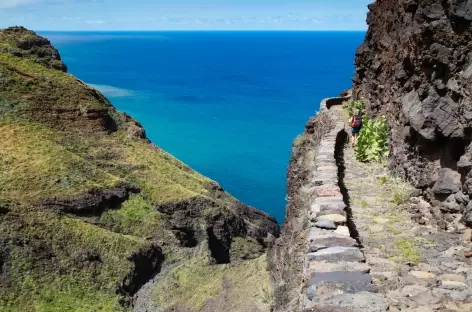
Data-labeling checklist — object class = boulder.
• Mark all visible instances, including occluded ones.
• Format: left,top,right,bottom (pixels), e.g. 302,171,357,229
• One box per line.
432,168,461,195
463,201,472,226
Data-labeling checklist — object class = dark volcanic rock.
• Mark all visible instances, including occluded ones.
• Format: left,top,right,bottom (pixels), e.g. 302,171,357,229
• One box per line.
432,168,462,195
118,244,163,299
354,0,472,224
156,195,279,263
40,183,140,216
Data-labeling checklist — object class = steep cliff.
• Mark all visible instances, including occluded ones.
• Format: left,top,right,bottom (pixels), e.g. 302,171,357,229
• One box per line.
0,27,279,311
354,0,472,228
269,100,339,312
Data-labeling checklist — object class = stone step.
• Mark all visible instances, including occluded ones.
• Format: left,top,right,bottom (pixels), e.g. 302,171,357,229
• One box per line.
312,178,338,186
313,219,337,230
316,157,335,163
314,186,342,198
309,292,389,312
316,160,336,166
315,173,338,179
308,271,372,287
307,247,365,263
318,206,346,216
308,234,359,250
317,160,337,165
318,152,335,157
306,275,373,301
307,226,338,238
310,203,347,218
317,214,347,225
306,260,370,273
318,148,335,152
313,170,338,176
314,198,346,211
314,169,337,175
303,305,356,312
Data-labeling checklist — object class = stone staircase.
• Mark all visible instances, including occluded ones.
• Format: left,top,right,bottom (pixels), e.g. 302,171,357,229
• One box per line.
301,98,389,312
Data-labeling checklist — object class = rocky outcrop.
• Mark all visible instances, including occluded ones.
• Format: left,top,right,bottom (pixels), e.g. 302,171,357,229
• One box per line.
0,26,67,71
41,183,140,216
354,0,472,228
157,194,279,264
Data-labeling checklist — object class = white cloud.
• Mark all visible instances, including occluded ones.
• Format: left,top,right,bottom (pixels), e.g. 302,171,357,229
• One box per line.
85,20,105,25
0,0,39,9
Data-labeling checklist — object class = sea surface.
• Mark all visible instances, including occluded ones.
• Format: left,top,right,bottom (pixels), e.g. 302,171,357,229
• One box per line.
40,31,365,222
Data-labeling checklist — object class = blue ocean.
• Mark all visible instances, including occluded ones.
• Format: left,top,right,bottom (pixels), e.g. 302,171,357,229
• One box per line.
40,31,365,222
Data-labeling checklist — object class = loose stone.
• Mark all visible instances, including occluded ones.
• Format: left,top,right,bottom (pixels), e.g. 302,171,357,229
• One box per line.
440,273,466,283
334,226,350,237
410,271,436,280
440,280,469,291
315,219,337,230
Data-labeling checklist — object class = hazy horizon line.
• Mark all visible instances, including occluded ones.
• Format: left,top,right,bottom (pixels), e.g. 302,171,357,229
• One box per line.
35,29,367,32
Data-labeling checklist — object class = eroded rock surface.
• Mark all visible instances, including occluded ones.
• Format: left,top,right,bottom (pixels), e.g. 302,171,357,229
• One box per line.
354,0,472,227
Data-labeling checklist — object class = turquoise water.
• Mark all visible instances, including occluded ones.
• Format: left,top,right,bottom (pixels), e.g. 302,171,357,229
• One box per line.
41,31,365,222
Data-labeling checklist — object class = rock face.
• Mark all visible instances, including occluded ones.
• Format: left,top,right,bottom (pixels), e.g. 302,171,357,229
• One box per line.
354,0,472,226
0,27,279,311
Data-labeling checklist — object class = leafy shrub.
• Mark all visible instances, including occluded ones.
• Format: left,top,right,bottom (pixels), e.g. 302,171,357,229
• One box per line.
343,99,365,116
355,116,389,162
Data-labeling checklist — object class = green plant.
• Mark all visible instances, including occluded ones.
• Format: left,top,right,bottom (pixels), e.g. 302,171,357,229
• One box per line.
394,238,421,264
343,99,365,116
379,176,387,185
388,176,412,205
355,116,389,162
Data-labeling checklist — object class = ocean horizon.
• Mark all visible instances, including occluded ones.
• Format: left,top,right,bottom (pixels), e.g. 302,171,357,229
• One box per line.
40,30,365,222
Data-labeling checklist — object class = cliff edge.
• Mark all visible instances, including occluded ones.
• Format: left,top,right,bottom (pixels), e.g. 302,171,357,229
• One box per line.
0,27,279,312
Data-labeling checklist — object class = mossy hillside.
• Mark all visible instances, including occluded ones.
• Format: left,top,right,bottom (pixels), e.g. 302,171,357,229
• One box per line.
153,255,272,311
99,194,168,239
0,210,150,311
0,53,103,118
0,27,278,311
0,121,119,203
0,275,127,312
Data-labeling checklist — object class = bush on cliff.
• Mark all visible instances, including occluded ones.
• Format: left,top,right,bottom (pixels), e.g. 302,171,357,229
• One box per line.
355,116,389,162
342,99,365,116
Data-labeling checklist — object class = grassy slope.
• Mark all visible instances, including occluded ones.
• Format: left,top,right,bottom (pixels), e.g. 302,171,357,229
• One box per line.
153,255,272,312
0,28,274,311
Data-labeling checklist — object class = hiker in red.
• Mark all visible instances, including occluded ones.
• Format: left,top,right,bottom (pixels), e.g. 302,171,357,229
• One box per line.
350,109,363,147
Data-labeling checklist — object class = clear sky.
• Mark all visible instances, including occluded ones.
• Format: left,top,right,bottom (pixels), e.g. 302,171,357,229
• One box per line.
0,0,372,31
